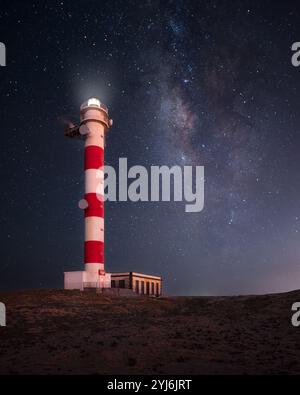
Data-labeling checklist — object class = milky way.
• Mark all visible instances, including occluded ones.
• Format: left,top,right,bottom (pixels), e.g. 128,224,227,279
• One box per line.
1,0,300,295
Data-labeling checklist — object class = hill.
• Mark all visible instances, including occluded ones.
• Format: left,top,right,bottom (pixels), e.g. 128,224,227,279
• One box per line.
0,289,300,374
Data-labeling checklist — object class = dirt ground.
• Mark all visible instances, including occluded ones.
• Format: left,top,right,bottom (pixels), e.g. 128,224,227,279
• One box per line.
0,289,300,375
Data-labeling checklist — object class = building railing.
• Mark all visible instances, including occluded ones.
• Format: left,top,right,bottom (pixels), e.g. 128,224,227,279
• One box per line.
83,282,100,289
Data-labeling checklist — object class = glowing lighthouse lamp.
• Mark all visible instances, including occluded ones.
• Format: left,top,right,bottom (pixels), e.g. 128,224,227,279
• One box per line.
64,98,113,291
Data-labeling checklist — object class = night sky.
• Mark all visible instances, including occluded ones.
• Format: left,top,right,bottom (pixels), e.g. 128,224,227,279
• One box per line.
1,0,300,295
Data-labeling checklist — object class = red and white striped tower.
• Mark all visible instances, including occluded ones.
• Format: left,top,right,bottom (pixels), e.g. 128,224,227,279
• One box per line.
78,98,113,286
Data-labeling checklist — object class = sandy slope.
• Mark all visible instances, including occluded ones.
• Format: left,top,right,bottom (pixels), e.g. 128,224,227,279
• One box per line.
0,289,300,374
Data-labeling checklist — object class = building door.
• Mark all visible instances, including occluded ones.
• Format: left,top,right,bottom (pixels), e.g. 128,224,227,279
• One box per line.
146,282,150,295
156,282,159,296
119,280,125,288
135,280,139,294
151,282,155,295
141,281,145,294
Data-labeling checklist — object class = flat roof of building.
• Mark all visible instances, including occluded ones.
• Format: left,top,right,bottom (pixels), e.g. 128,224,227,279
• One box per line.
110,272,162,280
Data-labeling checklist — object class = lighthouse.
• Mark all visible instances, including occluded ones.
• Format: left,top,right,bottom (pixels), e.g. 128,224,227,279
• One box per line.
64,98,113,290
63,97,162,295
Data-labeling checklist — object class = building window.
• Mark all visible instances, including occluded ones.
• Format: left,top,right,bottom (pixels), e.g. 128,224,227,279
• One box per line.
151,282,155,295
146,282,150,295
111,280,116,288
141,281,145,294
135,280,139,293
119,279,125,288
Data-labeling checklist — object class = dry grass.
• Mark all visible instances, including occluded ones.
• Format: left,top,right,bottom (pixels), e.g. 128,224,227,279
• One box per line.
0,289,300,374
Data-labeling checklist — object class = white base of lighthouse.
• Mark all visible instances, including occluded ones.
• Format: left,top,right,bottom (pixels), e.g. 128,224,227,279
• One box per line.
64,270,111,291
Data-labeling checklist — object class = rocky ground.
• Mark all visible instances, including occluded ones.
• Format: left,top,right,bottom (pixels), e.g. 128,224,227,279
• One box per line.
0,289,300,374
